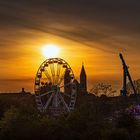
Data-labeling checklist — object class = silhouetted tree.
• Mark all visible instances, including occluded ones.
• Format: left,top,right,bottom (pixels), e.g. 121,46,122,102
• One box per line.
127,79,140,95
90,83,116,97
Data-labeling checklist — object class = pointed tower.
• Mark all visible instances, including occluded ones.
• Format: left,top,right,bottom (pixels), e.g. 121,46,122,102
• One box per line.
80,63,87,93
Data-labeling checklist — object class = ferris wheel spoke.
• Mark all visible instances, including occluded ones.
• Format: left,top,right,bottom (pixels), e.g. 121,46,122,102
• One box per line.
40,90,54,97
56,63,61,85
43,69,52,83
57,66,67,85
58,93,70,112
58,75,64,86
44,92,55,110
58,69,66,86
50,63,55,84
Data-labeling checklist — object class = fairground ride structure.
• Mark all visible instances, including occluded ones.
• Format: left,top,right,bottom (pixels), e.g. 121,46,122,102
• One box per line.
34,58,77,116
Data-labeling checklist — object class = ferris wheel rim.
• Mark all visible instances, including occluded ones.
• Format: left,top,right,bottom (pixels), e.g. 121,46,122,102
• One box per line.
34,57,77,115
34,58,74,93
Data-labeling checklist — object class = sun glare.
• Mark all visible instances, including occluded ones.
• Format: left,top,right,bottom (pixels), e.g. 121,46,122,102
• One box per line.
42,44,60,58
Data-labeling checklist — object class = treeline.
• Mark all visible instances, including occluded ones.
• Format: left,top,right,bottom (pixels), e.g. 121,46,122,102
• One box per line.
0,93,140,140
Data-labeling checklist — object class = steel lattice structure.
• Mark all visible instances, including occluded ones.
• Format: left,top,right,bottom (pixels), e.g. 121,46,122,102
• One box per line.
34,58,77,116
119,53,137,96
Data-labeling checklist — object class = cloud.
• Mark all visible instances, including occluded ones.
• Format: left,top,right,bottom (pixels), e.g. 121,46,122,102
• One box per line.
0,0,140,57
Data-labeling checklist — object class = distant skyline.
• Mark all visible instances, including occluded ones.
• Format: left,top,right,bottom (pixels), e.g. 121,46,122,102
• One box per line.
0,0,140,93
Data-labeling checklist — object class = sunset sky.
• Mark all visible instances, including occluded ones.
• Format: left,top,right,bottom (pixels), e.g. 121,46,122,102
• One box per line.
0,0,140,93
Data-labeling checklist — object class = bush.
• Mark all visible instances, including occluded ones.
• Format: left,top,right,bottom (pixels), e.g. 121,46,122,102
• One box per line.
109,128,130,140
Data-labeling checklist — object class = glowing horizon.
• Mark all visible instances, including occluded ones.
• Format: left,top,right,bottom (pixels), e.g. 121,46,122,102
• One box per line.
0,34,139,95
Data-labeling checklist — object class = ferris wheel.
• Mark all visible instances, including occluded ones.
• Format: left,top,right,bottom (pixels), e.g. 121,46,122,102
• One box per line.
34,58,77,116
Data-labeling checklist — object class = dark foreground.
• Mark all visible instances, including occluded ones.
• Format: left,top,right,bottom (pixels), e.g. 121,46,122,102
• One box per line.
0,93,140,140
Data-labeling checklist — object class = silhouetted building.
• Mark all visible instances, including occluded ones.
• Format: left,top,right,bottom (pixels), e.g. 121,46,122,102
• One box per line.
73,79,80,93
64,68,71,94
80,63,87,93
21,88,25,93
20,88,31,95
63,64,88,95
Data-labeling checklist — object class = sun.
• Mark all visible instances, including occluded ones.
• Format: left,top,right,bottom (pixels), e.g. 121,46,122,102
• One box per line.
42,44,60,58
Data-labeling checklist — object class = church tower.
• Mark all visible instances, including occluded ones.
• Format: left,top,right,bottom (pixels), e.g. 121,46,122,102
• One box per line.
80,63,87,93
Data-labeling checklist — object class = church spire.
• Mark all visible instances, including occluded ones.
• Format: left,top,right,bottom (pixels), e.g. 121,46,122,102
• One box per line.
80,63,86,77
80,63,87,93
